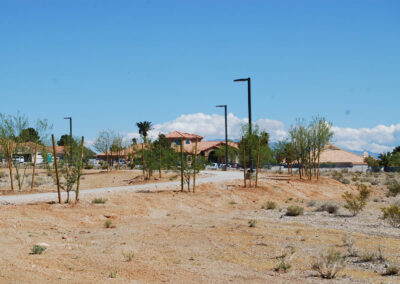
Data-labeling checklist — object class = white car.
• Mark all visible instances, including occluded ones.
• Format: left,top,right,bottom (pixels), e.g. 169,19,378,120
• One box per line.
205,163,219,170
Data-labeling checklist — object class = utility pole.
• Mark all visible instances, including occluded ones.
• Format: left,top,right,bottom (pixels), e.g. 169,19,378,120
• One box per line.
234,77,252,171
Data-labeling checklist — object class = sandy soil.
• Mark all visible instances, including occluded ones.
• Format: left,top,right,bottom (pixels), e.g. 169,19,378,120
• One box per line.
0,173,399,283
0,169,203,195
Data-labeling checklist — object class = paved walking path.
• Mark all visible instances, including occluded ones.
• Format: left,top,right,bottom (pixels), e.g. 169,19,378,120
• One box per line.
0,171,242,205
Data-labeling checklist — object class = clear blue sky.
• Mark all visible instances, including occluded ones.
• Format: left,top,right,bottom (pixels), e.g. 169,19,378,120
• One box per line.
1,0,399,144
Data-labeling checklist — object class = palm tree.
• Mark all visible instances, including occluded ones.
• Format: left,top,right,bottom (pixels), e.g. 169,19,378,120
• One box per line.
378,152,392,171
136,121,152,144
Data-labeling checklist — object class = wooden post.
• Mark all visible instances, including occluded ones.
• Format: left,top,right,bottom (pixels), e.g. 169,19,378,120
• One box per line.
52,134,62,204
180,138,184,192
242,137,246,188
7,141,14,191
255,139,261,188
31,142,38,190
193,137,198,193
76,136,84,202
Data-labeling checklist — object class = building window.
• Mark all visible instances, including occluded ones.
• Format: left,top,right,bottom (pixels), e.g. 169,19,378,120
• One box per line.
174,139,181,146
186,139,190,144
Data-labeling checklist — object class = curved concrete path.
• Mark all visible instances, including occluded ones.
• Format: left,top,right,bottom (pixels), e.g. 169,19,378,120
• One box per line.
0,171,242,205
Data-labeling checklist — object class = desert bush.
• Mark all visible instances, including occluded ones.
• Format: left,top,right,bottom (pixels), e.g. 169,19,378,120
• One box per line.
248,219,256,227
274,247,295,273
341,169,349,174
342,184,370,216
340,178,350,185
92,198,107,204
312,248,346,279
286,205,304,216
307,200,316,207
382,266,399,276
263,201,277,210
342,234,358,257
122,250,134,262
105,219,112,228
31,245,46,255
229,201,237,205
351,175,359,182
84,164,94,169
371,180,379,186
169,175,178,181
109,267,118,278
381,204,400,228
317,202,339,214
360,177,371,183
387,181,400,197
0,171,6,179
359,245,385,263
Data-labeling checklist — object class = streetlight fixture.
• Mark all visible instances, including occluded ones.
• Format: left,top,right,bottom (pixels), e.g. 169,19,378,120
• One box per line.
234,77,252,170
216,104,228,171
64,117,72,166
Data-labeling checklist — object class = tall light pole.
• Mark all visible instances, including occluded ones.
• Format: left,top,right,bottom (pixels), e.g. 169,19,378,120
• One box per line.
216,104,228,171
234,77,252,170
64,117,72,166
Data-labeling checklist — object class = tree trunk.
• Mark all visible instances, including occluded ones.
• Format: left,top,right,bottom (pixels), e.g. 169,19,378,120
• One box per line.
105,144,109,172
242,137,246,188
52,134,62,204
7,141,14,191
31,143,38,190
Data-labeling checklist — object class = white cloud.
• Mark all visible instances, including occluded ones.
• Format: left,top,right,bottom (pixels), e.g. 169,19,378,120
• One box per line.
123,112,400,154
331,124,400,153
124,113,288,142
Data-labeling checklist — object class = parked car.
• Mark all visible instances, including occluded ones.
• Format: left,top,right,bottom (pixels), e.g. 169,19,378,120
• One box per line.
205,163,218,170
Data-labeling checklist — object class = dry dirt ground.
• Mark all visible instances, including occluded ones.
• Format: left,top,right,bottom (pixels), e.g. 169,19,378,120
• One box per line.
0,169,188,195
0,173,399,283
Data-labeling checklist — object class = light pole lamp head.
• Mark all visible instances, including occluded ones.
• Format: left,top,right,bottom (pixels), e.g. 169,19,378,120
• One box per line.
216,105,226,108
233,78,249,82
64,117,71,120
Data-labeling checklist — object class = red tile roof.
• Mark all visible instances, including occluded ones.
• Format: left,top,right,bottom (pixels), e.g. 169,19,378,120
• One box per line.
165,131,203,141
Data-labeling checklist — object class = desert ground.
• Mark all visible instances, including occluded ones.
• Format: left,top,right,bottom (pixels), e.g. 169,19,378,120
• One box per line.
0,169,399,283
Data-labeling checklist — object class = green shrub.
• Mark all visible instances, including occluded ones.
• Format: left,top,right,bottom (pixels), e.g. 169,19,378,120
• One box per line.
382,266,399,276
92,198,107,204
248,219,256,227
340,178,350,185
109,267,118,278
312,248,346,279
307,200,316,207
381,204,400,228
31,245,46,255
122,250,134,262
342,184,370,216
371,180,379,186
264,201,277,210
387,182,400,197
318,202,339,214
105,220,112,228
286,205,304,216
